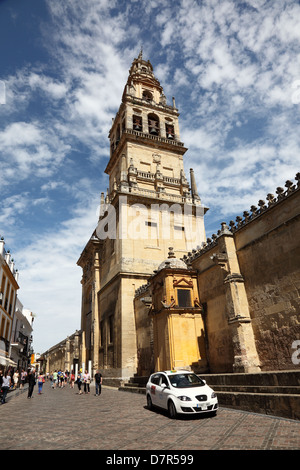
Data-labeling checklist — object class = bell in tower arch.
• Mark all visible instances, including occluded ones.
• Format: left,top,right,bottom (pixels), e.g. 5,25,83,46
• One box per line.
148,114,160,135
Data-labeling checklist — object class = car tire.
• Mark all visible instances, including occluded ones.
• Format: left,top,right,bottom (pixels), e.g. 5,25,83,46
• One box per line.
168,400,177,419
147,394,153,410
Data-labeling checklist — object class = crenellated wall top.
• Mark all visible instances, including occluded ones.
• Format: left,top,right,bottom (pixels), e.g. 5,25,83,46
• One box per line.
183,173,300,264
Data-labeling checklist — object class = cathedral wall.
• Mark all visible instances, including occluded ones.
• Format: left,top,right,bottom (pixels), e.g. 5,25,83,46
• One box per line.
119,200,192,274
99,237,119,287
134,289,154,376
43,333,81,375
98,279,120,373
191,184,300,373
234,190,300,371
120,277,141,377
193,251,235,372
98,275,148,384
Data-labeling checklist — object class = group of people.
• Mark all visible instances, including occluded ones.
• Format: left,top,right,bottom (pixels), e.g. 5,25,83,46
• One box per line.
49,369,71,389
74,369,103,396
1,366,103,402
0,367,37,403
48,369,103,396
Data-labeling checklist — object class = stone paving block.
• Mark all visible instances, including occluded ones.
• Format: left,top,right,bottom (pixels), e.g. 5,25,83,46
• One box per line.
0,381,299,451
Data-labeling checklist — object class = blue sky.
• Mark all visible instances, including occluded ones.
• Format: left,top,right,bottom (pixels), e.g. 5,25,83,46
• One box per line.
1,0,300,354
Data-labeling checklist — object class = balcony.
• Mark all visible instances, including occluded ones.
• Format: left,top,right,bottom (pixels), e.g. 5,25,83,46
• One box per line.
122,128,184,148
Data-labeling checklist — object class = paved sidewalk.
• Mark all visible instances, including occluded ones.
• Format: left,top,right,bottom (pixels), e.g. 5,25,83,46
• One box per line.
0,381,299,451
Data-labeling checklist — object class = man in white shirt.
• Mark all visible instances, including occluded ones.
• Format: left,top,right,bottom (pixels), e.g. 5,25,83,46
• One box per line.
1,372,11,404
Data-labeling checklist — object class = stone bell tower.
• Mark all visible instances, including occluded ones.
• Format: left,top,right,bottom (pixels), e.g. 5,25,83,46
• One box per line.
102,49,208,257
79,51,208,384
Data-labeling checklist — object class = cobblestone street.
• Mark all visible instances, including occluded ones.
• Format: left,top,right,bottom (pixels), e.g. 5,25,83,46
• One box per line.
1,380,299,454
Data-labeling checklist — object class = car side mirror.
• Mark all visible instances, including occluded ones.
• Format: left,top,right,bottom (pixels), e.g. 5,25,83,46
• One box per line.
161,383,168,389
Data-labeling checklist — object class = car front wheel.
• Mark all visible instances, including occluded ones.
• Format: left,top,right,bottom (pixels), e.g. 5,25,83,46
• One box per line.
168,400,177,419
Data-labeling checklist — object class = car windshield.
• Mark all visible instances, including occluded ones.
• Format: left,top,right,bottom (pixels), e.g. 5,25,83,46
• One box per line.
167,373,205,388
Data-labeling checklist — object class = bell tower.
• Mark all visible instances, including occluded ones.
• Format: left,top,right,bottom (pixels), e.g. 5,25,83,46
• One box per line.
102,50,208,261
79,52,208,384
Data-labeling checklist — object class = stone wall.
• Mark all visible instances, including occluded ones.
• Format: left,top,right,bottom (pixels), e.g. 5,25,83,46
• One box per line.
134,286,154,376
234,184,300,370
191,243,235,372
42,331,81,374
187,174,300,373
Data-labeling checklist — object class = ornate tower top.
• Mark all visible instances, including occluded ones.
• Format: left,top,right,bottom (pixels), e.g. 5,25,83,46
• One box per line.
123,50,164,104
103,52,208,230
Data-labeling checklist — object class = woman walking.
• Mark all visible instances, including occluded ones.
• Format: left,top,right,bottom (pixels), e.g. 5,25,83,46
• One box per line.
83,370,91,394
76,371,83,395
13,370,19,389
70,370,75,389
20,369,27,389
37,373,45,394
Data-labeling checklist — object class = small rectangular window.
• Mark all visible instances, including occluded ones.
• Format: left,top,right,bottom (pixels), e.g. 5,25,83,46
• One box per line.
177,289,192,307
145,221,157,227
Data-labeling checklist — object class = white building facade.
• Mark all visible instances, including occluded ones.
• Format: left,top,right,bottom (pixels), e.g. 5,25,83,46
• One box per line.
10,298,34,371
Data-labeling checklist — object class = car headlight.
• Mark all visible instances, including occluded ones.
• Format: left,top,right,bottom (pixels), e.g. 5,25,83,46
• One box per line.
211,392,216,398
178,396,192,401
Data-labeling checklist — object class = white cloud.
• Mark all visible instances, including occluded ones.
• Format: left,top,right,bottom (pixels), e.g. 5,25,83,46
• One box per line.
0,121,70,188
28,73,68,99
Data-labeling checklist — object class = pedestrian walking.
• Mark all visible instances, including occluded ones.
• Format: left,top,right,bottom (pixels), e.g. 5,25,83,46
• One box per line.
13,370,19,389
83,370,91,394
64,370,69,386
27,370,36,399
37,373,45,394
1,371,11,404
76,372,83,395
70,370,75,389
8,368,14,389
20,369,27,389
58,370,64,388
60,370,65,388
94,370,103,396
57,370,62,387
52,370,58,388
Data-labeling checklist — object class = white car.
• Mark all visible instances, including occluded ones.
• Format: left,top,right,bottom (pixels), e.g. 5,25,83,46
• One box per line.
146,370,218,418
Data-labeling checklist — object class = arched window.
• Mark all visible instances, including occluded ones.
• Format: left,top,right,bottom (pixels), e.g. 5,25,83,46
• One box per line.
148,113,160,135
116,124,120,145
143,90,153,102
165,123,175,139
133,115,143,131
